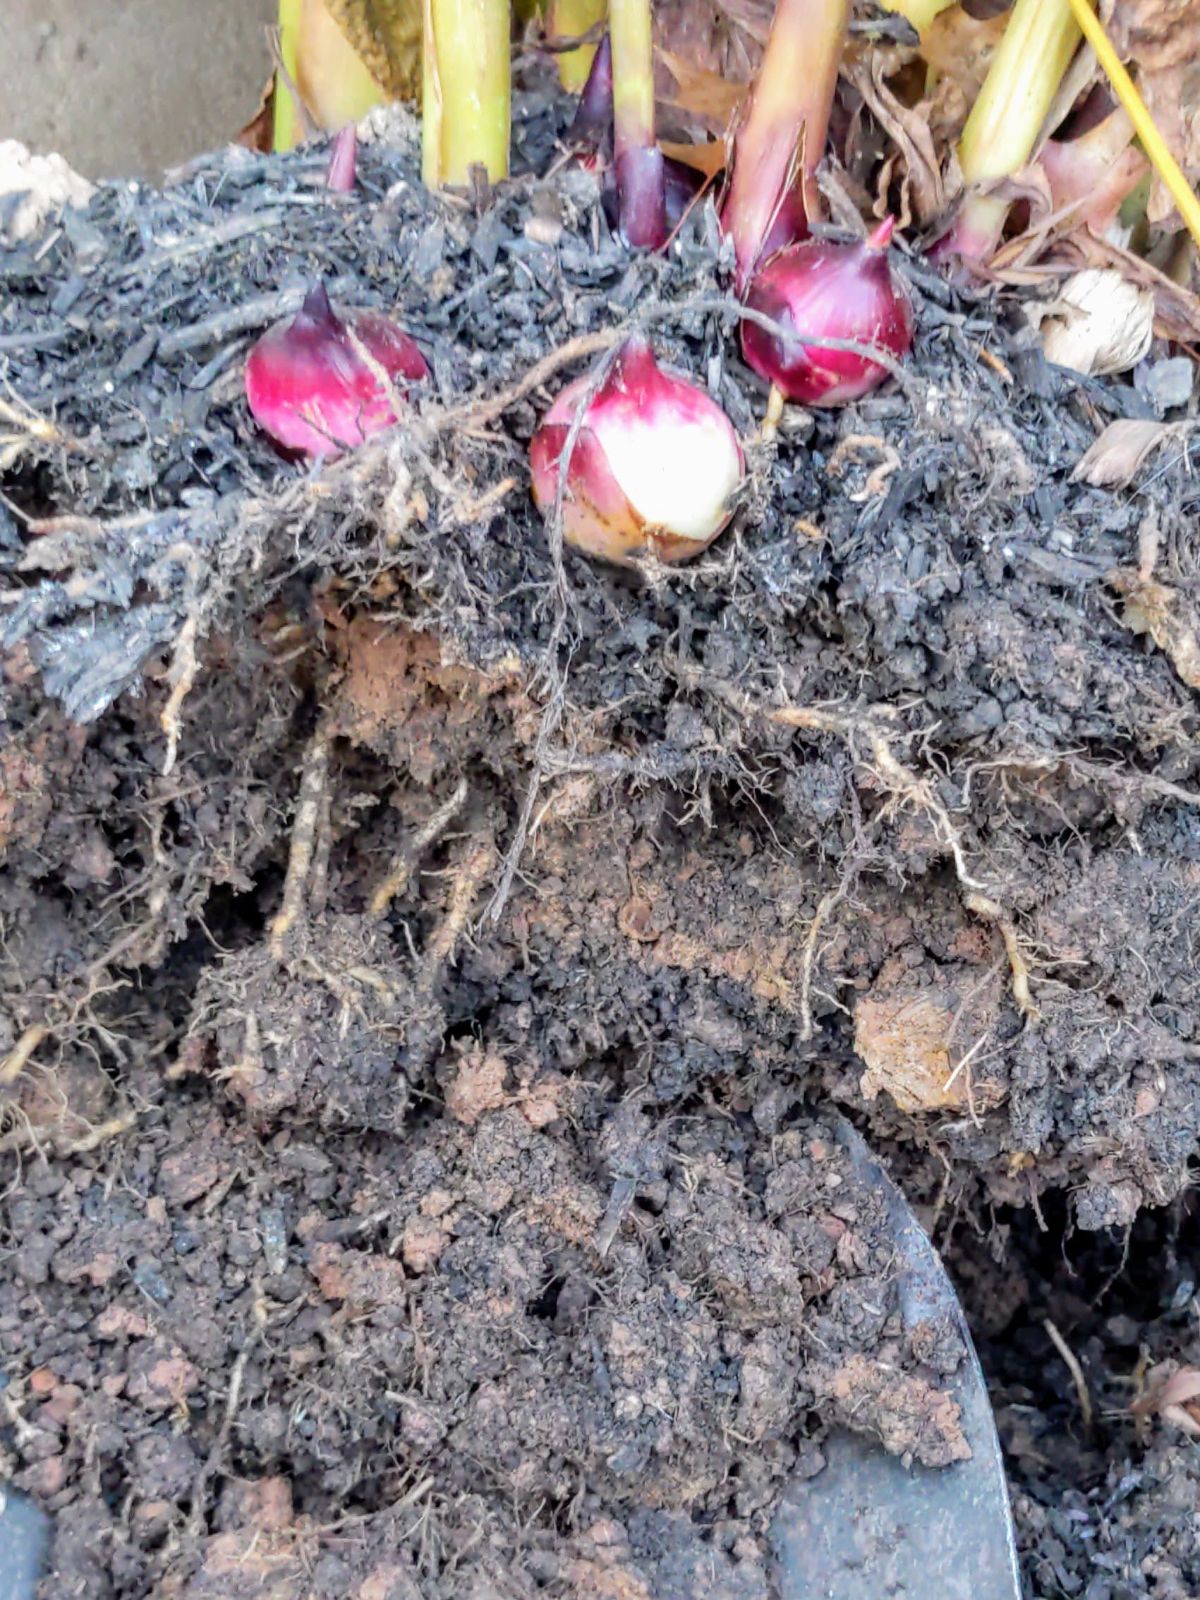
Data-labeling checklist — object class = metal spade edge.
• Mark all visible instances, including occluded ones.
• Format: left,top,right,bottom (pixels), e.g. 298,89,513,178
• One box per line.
770,1117,1022,1600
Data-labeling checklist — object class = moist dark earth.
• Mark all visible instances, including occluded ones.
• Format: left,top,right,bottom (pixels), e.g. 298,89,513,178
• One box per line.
1,99,1199,1598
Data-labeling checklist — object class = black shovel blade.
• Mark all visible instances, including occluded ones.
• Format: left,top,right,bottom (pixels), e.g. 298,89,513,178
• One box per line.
771,1119,1022,1600
0,1488,48,1600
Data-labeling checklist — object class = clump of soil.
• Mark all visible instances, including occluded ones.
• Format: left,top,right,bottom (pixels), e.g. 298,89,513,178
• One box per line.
1,1079,964,1597
1,100,1199,1597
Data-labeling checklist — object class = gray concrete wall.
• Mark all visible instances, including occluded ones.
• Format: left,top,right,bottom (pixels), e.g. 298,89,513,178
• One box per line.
1,0,277,178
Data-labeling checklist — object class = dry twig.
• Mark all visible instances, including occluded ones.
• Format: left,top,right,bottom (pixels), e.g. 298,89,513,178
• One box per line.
269,725,332,959
369,778,470,919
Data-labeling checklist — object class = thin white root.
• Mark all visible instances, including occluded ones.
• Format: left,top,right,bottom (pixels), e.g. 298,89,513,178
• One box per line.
160,615,199,777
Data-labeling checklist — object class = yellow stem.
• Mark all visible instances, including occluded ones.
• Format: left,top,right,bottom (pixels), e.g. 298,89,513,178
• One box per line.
274,0,304,152
422,0,511,185
762,384,785,442
1061,0,1200,250
608,0,654,157
958,0,1082,185
548,0,607,94
948,0,1083,257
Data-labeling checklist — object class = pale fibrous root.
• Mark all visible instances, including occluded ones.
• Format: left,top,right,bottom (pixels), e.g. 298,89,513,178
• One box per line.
688,669,1043,1028
267,726,494,1015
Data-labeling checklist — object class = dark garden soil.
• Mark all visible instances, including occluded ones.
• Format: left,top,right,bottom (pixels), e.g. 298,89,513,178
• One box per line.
1,97,1199,1598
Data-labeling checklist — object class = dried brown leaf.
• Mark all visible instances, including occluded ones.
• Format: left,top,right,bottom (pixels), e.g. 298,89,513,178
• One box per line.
652,0,770,119
846,55,946,227
658,49,747,132
1072,418,1188,487
1131,1363,1200,1435
710,0,774,49
1140,62,1200,227
237,74,277,155
978,168,1058,266
659,138,728,180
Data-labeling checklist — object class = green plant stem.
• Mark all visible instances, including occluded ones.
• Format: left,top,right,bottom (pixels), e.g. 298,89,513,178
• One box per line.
608,0,654,159
607,0,664,246
548,0,607,93
422,0,512,185
274,0,304,152
948,0,1086,260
